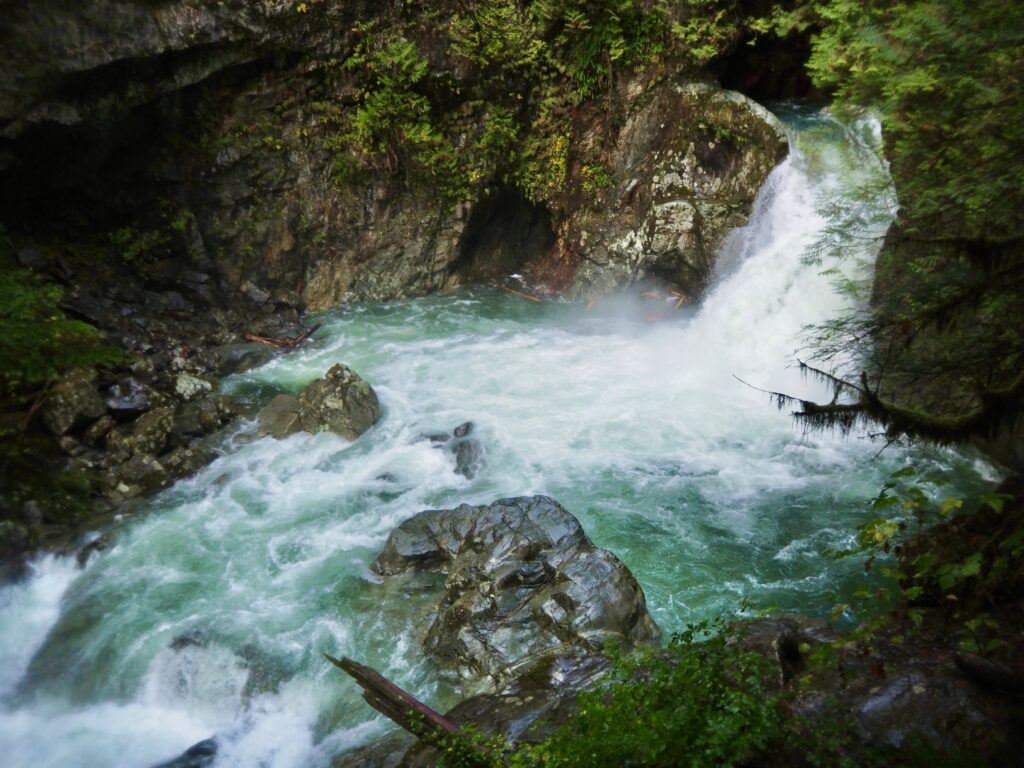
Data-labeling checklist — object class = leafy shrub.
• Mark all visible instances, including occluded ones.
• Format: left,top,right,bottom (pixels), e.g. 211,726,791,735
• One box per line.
0,230,123,396
438,624,783,768
330,23,464,200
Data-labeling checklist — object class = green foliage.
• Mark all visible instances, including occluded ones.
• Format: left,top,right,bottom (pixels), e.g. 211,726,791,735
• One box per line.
323,1,794,206
530,0,668,101
437,624,784,768
0,270,122,395
669,1,746,66
831,467,1021,655
514,119,570,204
449,0,546,79
331,23,465,201
806,0,1024,241
0,231,123,396
108,226,169,264
581,163,613,193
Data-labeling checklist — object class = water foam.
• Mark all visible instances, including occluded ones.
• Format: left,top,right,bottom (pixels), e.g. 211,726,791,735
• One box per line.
0,107,992,767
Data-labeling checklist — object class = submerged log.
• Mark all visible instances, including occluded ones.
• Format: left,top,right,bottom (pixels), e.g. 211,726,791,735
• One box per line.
325,654,461,740
244,322,322,350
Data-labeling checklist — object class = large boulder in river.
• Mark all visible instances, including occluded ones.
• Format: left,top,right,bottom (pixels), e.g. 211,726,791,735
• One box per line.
257,364,381,440
373,495,659,685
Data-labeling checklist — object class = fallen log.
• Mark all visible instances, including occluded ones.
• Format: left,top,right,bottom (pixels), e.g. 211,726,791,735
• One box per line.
500,286,542,303
244,322,322,351
324,654,461,740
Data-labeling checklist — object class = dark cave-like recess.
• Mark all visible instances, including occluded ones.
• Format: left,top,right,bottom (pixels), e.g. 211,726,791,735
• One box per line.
454,185,556,283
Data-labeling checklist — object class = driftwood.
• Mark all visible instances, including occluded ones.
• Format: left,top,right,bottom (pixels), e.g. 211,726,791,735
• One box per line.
500,286,542,303
244,322,322,351
325,654,461,740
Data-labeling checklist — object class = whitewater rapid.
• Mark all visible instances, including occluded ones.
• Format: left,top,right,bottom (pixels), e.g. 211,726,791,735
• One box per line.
0,107,994,768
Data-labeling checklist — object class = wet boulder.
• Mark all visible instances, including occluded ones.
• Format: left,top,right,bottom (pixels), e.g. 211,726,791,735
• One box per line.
448,421,483,479
256,364,381,440
150,738,218,768
174,373,214,401
171,396,234,442
111,453,170,497
41,367,105,435
256,394,302,439
452,438,483,479
161,443,217,480
299,364,381,439
104,377,157,416
213,343,273,377
373,495,659,685
416,421,484,478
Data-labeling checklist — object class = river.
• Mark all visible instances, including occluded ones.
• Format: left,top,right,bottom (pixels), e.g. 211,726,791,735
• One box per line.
0,106,995,767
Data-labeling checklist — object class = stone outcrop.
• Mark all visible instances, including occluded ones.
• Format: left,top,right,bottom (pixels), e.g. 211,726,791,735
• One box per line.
373,495,659,685
1,1,789,312
256,363,381,440
535,82,789,298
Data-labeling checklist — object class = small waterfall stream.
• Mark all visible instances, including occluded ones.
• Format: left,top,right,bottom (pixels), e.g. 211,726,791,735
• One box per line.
0,106,995,768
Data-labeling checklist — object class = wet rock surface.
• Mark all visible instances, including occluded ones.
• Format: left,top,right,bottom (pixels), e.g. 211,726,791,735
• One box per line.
534,81,789,298
297,364,381,439
2,2,789,311
256,364,381,440
373,495,659,684
151,738,218,768
0,242,299,572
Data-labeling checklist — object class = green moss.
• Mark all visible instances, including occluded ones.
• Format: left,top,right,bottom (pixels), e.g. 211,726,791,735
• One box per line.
319,2,782,206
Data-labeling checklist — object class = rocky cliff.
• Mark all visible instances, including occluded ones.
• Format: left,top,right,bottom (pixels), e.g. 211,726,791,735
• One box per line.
0,0,787,311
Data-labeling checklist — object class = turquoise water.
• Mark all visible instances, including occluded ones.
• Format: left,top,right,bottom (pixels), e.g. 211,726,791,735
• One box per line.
0,107,996,768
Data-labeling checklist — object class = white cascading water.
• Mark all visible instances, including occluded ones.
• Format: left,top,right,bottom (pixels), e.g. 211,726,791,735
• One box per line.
0,107,994,767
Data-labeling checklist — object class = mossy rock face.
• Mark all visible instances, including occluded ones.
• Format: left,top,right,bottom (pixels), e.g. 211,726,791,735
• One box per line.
554,81,789,300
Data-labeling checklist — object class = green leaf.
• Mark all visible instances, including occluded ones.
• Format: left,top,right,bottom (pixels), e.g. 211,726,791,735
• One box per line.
940,497,964,516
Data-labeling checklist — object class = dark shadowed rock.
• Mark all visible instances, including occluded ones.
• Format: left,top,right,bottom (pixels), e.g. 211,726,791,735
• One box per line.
373,495,659,685
730,615,1022,762
120,407,175,457
150,738,217,768
213,343,273,377
41,368,105,435
104,377,153,415
451,438,483,479
113,453,170,496
162,443,217,480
